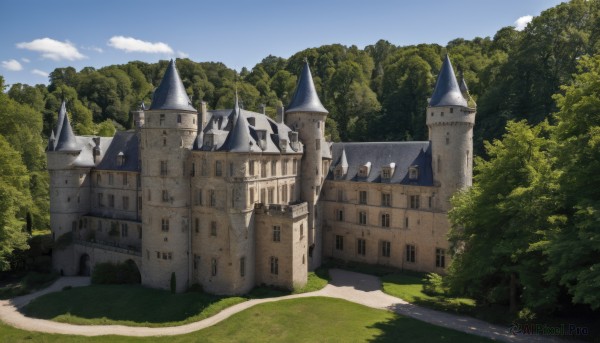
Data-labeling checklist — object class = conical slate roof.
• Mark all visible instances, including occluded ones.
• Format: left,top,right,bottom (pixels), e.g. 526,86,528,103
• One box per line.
220,108,257,152
429,55,467,107
53,101,67,149
149,59,196,112
54,112,80,152
286,61,328,114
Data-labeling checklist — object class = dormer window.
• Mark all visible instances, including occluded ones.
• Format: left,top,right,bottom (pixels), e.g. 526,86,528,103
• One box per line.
289,131,299,150
359,162,371,178
257,129,267,150
382,162,395,179
116,152,125,167
409,165,419,181
204,133,215,149
280,138,288,153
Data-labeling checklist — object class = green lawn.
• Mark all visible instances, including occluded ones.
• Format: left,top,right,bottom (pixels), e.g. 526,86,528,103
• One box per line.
0,271,58,300
3,297,493,343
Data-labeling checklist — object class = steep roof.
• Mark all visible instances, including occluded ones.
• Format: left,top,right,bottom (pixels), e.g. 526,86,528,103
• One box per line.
286,61,328,114
328,142,433,186
54,112,80,152
459,77,469,94
51,101,67,150
95,131,139,171
219,106,261,153
149,59,196,112
429,55,468,107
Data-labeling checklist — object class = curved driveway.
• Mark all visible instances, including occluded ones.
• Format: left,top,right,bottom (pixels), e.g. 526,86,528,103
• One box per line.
0,269,564,342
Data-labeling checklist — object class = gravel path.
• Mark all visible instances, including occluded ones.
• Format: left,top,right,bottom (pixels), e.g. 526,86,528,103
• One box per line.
0,269,566,342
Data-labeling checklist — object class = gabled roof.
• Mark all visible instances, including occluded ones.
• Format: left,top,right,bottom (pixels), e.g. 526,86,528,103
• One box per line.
429,55,468,108
149,59,196,112
286,61,328,114
54,112,80,152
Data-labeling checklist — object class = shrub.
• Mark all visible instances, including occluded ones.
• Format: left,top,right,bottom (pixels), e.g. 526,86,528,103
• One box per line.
170,272,176,293
422,273,446,296
91,260,140,284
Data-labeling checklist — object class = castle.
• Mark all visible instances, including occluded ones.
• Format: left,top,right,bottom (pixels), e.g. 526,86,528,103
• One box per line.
46,55,475,294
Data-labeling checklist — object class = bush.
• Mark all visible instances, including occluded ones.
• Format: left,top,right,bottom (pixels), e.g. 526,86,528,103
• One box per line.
170,272,176,293
91,260,140,284
422,273,446,296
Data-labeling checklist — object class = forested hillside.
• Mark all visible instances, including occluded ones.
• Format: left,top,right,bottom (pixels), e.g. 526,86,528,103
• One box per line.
0,0,599,313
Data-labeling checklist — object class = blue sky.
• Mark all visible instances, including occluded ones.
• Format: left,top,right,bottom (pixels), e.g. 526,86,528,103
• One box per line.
1,0,564,87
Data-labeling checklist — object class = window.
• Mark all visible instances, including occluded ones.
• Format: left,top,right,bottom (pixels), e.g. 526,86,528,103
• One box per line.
122,196,129,210
229,162,234,177
405,217,409,228
122,173,128,186
359,211,367,225
161,218,169,232
410,195,420,209
268,188,274,204
249,160,255,175
215,161,222,176
271,160,277,176
108,173,114,185
300,223,304,237
261,161,267,177
137,174,141,187
177,114,182,124
381,193,391,207
357,239,366,256
195,218,199,233
98,193,104,207
337,189,344,202
108,194,115,208
450,107,454,114
382,168,391,179
240,257,246,277
409,166,419,180
196,189,203,206
359,191,367,204
211,258,217,276
290,184,295,201
210,221,217,236
121,223,128,237
270,257,279,275
406,245,416,263
428,196,433,208
293,159,297,174
316,139,320,150
209,190,216,207
160,161,168,176
335,235,344,250
273,226,281,242
96,174,101,185
138,196,142,211
382,241,391,257
160,114,165,125
436,248,446,268
381,213,390,227
282,160,287,175
336,209,344,221
282,186,288,203
162,190,169,202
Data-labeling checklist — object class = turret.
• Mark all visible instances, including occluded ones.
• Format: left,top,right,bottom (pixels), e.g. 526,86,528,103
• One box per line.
426,55,475,211
140,59,197,292
285,61,328,269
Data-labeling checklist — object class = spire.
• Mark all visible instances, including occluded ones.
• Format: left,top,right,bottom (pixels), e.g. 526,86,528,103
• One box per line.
54,112,80,152
54,100,67,148
149,59,196,112
339,148,348,168
221,109,256,152
47,130,56,151
234,88,240,113
286,61,328,114
429,55,467,107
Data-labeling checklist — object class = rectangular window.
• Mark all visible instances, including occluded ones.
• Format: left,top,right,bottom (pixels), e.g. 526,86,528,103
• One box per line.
381,193,391,207
270,256,279,275
229,162,234,177
209,190,216,207
382,168,391,179
108,194,115,208
249,160,255,176
281,159,287,175
406,245,416,263
281,185,287,203
271,160,277,176
98,193,104,207
290,184,295,202
335,235,344,250
410,195,420,209
268,188,274,204
160,161,168,176
162,190,169,202
359,211,367,225
122,173,128,186
436,248,446,268
122,196,129,210
428,196,433,208
240,257,246,277
381,213,390,227
161,218,169,232
336,209,344,221
108,173,114,185
215,161,222,176
195,218,199,233
382,241,391,257
136,174,141,187
359,191,367,205
273,226,281,242
293,159,297,174
210,221,217,236
96,173,101,185
357,239,366,256
121,223,128,237
405,217,409,228
138,196,142,211
261,161,267,177
211,258,217,276
196,189,203,206
160,114,165,125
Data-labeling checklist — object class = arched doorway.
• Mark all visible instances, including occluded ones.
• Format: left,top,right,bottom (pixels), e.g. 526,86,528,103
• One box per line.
124,259,141,283
79,254,90,276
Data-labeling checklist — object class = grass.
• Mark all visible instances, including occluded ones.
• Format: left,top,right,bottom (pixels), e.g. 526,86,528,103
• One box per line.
1,297,494,343
0,271,58,300
248,268,330,298
22,284,246,327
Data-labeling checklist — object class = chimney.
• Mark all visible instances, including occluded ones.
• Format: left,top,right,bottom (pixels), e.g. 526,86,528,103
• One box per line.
259,103,266,114
277,105,285,124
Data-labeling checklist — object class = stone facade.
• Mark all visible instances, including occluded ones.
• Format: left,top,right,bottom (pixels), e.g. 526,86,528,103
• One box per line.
47,56,474,294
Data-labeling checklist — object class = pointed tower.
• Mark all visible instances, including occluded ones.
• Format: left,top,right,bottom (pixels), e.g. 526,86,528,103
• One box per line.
285,61,328,270
426,55,475,211
46,101,84,275
140,59,198,292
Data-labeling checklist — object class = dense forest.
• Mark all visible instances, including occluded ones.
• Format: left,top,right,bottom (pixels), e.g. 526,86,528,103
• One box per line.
0,0,599,316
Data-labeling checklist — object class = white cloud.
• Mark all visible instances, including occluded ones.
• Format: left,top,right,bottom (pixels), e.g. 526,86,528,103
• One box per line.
108,36,173,54
31,69,49,77
82,45,104,53
514,15,533,31
177,51,189,58
1,59,23,71
21,58,30,63
16,38,86,61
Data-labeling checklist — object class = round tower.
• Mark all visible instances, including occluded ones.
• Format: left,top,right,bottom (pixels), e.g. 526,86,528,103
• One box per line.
285,61,328,270
426,55,476,211
46,101,84,275
140,59,197,292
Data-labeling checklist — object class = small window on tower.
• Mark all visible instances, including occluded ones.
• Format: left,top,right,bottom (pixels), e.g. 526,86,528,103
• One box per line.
177,114,182,124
